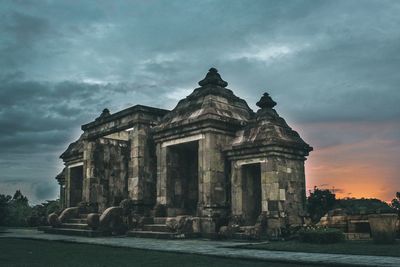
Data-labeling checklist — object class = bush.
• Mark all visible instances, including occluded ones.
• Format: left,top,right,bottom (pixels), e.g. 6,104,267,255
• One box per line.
307,187,336,223
298,227,344,244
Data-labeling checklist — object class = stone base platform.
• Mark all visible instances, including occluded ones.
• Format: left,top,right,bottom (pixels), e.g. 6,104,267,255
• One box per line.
128,230,200,239
128,216,202,239
39,226,109,237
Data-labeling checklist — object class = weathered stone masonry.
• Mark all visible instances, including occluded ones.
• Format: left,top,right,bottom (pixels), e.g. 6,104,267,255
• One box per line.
55,68,312,237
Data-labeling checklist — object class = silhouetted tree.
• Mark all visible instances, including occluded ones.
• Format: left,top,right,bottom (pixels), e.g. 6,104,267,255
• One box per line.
0,190,31,226
307,186,336,223
391,192,400,215
1,190,62,227
7,190,31,226
0,194,12,225
336,197,394,215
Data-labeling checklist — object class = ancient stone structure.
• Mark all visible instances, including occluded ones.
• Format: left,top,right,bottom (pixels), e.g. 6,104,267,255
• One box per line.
52,68,312,238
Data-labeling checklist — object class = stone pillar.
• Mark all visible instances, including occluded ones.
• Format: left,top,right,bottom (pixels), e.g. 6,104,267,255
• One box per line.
59,181,66,209
82,140,96,203
261,155,307,228
56,169,66,209
261,157,284,215
65,167,71,207
156,143,168,206
82,141,90,202
230,161,243,216
198,132,232,236
128,124,156,211
198,132,230,216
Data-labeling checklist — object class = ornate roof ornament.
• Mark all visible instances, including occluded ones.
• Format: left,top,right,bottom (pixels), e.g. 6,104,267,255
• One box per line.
256,92,277,109
101,108,110,116
96,108,111,120
198,68,228,87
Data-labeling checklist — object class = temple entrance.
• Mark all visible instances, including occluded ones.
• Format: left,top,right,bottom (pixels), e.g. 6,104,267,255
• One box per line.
69,165,83,206
167,141,199,215
242,163,262,225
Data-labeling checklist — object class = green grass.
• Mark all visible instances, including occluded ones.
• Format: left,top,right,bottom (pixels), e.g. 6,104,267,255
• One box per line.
0,238,309,267
235,240,400,257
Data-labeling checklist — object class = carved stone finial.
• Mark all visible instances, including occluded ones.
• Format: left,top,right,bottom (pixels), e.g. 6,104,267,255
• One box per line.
256,93,277,109
198,68,228,87
101,108,110,116
96,108,110,120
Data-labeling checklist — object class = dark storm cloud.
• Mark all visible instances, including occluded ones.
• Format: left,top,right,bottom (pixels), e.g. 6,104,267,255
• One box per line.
0,0,399,203
0,72,177,155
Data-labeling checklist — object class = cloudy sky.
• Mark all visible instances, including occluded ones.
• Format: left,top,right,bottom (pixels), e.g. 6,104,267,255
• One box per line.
1,0,399,204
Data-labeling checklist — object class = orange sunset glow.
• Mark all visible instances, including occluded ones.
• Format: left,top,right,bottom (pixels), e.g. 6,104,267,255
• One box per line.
301,121,400,202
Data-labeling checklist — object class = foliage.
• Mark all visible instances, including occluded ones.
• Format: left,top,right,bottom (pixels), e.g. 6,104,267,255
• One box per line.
0,190,60,227
298,226,344,244
336,197,395,215
0,194,12,225
27,200,61,227
0,190,32,226
390,192,400,215
307,187,336,223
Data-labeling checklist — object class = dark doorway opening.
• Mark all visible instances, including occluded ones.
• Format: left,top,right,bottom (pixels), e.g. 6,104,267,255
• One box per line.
167,141,199,215
242,163,262,225
69,165,83,206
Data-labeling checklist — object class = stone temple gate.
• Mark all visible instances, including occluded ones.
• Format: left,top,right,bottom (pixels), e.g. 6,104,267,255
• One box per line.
51,68,312,238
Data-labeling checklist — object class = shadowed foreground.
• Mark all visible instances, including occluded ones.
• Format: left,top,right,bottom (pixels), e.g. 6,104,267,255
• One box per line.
0,238,307,267
236,240,400,257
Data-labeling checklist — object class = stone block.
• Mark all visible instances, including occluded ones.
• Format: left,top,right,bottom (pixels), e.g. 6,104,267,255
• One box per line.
279,189,286,201
200,218,216,234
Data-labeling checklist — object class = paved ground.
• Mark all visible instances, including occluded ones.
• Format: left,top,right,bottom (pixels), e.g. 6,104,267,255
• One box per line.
1,228,400,267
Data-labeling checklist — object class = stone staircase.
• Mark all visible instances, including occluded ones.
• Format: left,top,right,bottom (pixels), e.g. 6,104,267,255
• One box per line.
41,213,107,237
231,225,266,240
128,217,200,239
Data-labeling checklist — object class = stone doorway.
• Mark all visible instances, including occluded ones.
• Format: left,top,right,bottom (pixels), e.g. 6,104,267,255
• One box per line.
167,141,199,215
242,163,262,225
69,165,83,206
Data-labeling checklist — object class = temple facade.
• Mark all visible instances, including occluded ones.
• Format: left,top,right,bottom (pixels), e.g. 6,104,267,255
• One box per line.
54,68,312,238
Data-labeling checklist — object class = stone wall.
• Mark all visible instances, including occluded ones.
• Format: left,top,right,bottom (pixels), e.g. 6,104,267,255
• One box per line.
263,156,306,226
231,155,306,227
83,138,129,211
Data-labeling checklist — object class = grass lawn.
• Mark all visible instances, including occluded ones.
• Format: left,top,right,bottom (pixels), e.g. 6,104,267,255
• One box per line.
235,240,400,257
0,238,309,267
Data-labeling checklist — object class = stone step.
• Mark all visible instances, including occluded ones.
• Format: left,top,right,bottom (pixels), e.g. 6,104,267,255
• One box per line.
59,223,90,230
42,226,107,237
128,230,200,240
140,217,154,225
79,213,89,219
154,217,166,224
66,218,87,224
232,232,253,240
153,217,167,224
238,226,254,232
142,224,170,232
